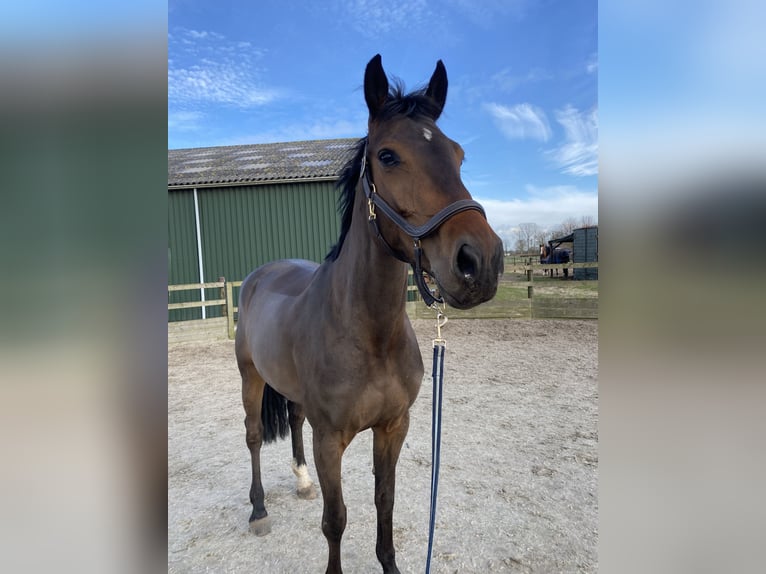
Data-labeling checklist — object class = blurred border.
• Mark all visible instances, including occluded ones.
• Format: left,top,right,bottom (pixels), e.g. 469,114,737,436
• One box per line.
0,7,168,574
600,1,766,572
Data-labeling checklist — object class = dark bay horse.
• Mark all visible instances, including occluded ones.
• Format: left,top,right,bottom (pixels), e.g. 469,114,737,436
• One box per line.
235,54,504,574
540,243,570,278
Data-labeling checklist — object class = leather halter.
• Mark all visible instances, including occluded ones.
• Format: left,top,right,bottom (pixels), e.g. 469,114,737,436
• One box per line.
359,143,487,307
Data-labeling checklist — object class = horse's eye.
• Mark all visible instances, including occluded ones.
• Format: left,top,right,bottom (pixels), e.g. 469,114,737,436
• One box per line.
377,149,399,167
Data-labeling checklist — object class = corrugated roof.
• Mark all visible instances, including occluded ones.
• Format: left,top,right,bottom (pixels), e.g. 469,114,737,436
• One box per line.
168,138,358,188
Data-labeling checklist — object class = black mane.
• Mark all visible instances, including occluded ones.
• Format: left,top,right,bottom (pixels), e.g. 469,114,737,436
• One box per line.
325,82,441,261
324,137,367,261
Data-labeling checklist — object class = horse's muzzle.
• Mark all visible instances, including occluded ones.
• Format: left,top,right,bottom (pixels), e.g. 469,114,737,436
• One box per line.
438,234,504,310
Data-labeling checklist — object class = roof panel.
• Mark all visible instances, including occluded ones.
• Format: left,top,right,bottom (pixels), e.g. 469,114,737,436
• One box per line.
168,138,359,187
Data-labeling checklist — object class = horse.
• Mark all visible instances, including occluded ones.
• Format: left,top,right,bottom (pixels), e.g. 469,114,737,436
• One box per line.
540,244,570,278
235,54,504,574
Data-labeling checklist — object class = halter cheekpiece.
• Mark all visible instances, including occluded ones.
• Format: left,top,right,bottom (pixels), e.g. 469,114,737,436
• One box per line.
359,141,486,307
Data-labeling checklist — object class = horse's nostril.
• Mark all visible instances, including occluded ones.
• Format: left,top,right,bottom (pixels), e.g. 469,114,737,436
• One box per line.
456,244,480,279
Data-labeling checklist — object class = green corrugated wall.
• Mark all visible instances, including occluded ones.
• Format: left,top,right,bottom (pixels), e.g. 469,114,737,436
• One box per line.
197,181,340,282
168,180,341,321
168,189,202,321
573,226,598,280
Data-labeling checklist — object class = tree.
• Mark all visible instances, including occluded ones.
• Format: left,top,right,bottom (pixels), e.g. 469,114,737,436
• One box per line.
534,229,547,250
516,222,540,253
580,215,597,228
546,225,562,241
558,217,579,236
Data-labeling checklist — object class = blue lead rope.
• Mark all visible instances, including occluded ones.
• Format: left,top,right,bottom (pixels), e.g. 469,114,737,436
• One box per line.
425,340,445,574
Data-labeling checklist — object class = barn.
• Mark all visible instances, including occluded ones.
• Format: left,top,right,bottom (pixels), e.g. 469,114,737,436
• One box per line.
168,138,357,321
548,226,599,280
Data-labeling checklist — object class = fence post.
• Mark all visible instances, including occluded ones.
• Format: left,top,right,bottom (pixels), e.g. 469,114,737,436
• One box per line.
526,258,534,298
219,276,226,319
226,280,235,340
219,277,228,339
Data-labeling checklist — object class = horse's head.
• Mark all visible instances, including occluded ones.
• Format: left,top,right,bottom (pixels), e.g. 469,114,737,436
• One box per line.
361,54,503,310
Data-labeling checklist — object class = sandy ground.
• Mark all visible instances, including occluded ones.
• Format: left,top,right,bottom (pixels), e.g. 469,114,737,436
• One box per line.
169,318,598,573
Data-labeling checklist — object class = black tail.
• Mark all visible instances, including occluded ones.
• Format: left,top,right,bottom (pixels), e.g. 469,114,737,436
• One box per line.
261,384,290,443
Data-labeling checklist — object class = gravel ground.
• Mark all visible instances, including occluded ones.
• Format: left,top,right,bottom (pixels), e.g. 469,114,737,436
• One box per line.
169,318,598,573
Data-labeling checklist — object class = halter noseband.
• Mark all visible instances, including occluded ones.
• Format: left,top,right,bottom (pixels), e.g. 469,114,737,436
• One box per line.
359,143,487,307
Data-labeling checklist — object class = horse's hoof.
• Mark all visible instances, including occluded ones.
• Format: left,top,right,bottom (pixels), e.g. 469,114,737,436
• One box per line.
249,515,272,536
297,484,317,500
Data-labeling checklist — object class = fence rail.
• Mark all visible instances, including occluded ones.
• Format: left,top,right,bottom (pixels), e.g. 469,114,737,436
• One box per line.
168,274,419,342
167,298,227,311
167,281,228,292
168,261,598,341
167,279,240,341
505,261,600,273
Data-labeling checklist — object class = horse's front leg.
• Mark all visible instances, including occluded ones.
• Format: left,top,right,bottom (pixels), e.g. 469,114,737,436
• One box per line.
372,412,410,574
313,429,349,574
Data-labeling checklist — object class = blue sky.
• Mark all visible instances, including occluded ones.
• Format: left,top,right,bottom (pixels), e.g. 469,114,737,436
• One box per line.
168,0,597,241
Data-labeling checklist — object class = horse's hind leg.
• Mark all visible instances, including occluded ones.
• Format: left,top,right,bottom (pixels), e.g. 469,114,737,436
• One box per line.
239,360,272,536
288,401,317,500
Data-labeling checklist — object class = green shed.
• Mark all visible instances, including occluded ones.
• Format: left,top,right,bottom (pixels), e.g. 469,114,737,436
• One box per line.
168,138,357,321
547,226,598,280
572,226,598,280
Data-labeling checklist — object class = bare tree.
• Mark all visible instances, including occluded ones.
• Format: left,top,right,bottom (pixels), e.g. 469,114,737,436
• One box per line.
516,222,540,253
580,215,597,228
558,217,579,236
534,229,548,250
546,225,562,241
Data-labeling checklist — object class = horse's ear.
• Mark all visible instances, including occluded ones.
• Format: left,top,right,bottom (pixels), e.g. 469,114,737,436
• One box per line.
426,60,448,119
364,54,388,119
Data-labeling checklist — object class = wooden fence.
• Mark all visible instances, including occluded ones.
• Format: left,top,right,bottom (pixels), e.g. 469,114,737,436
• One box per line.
168,262,598,342
505,261,599,297
168,275,420,343
410,261,599,321
167,279,240,343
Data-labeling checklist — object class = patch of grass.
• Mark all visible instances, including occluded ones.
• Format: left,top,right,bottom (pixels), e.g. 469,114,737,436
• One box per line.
535,281,598,299
492,282,532,302
411,272,599,319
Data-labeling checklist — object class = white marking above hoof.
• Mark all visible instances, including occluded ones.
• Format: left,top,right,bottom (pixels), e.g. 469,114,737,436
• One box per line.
291,459,315,491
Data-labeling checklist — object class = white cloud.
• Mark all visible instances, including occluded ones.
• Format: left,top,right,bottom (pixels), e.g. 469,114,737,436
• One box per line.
445,0,528,28
490,67,551,93
168,65,278,108
339,0,431,37
168,28,278,109
586,53,598,75
476,184,598,242
168,110,204,132
484,102,552,141
547,105,598,176
186,29,222,40
214,115,368,146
